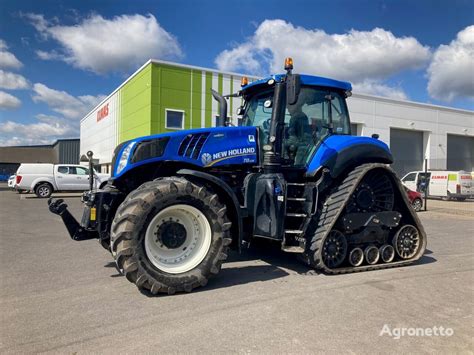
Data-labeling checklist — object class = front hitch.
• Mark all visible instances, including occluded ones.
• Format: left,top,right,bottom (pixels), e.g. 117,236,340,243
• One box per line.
48,198,98,241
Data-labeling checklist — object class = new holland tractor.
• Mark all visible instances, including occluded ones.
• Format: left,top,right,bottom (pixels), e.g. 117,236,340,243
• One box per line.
49,58,427,294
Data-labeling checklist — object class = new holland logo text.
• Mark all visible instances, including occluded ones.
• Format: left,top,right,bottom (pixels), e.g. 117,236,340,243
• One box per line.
201,147,256,166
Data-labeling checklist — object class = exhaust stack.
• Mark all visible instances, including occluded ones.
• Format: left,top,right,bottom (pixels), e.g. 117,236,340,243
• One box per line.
211,89,228,127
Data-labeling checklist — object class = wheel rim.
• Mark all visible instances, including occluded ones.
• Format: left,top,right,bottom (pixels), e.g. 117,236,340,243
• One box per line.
413,199,422,211
144,204,212,274
38,186,50,197
322,230,348,268
393,225,420,259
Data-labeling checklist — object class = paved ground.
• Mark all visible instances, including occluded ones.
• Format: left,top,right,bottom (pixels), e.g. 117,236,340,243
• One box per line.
425,198,474,217
1,184,473,354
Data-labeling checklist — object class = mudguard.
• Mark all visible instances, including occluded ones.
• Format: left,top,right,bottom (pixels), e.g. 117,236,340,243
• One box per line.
306,135,393,178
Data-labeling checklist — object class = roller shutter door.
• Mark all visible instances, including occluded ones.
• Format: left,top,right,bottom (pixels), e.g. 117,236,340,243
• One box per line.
390,128,424,177
447,134,474,171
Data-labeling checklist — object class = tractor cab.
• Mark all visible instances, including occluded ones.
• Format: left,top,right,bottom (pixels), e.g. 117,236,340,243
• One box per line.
238,73,352,167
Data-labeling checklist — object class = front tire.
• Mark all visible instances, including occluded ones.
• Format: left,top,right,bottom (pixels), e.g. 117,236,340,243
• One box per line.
110,177,232,294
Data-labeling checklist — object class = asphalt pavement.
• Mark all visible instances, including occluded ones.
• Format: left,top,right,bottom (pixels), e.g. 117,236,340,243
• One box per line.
0,185,473,354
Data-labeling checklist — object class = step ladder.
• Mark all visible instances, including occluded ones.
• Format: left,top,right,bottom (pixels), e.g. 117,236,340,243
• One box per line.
282,183,309,253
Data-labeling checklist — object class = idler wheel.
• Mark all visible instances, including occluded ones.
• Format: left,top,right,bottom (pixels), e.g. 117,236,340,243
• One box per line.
322,230,348,268
393,225,421,259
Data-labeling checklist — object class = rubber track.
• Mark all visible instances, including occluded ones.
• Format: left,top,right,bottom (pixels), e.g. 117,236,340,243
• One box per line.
308,163,427,274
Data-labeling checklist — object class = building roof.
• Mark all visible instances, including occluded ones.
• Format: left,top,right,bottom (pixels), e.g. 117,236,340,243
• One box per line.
0,138,79,149
81,59,473,122
81,59,259,122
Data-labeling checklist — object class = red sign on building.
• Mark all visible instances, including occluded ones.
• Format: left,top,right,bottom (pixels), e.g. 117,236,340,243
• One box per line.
97,103,109,122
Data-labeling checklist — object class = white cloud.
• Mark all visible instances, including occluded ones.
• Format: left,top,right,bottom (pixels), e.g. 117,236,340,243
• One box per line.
215,20,431,99
427,25,474,102
0,91,21,109
0,81,103,146
0,39,23,69
32,83,105,119
0,70,29,90
0,114,76,146
353,80,408,101
25,13,183,74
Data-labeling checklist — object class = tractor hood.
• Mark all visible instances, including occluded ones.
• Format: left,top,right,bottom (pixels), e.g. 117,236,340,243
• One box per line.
112,126,259,178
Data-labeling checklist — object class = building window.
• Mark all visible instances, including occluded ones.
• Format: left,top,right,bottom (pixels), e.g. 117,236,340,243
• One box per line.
166,109,185,129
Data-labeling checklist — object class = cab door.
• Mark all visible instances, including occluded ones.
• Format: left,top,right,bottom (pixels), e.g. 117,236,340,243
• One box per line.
71,166,91,190
401,172,417,191
55,166,76,190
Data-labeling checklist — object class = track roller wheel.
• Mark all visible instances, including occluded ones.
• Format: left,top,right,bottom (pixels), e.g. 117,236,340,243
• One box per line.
379,245,395,263
364,245,380,265
348,247,364,266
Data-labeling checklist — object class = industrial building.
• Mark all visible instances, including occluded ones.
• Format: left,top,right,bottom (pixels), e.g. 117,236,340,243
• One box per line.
0,138,80,180
80,60,474,177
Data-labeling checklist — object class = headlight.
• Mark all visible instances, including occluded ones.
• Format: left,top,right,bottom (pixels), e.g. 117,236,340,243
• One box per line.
115,141,137,175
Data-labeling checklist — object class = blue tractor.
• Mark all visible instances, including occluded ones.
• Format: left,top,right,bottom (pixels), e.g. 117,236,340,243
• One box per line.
49,59,427,294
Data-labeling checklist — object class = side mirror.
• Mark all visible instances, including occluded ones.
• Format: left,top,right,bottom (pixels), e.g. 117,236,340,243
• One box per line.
286,74,301,105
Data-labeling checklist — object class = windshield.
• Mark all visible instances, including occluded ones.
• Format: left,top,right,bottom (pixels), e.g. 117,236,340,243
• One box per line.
242,86,350,165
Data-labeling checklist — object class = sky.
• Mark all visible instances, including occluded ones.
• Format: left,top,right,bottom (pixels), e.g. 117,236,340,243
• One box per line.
0,0,473,146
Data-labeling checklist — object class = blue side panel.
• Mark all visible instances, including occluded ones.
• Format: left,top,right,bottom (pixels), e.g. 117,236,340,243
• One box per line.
306,135,391,175
243,74,352,91
114,126,258,178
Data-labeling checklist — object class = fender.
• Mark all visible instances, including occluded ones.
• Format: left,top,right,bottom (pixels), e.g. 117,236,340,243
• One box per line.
176,169,243,252
30,177,57,191
307,135,393,178
323,144,393,178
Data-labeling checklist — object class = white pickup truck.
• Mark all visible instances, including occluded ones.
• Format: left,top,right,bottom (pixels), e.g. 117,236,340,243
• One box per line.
15,163,110,198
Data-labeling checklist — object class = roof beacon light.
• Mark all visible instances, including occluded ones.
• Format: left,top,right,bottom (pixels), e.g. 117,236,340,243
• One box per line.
241,76,249,87
284,57,294,71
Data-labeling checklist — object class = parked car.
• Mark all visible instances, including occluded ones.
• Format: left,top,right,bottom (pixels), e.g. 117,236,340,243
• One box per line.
404,186,423,212
15,164,110,198
401,170,473,200
7,174,16,189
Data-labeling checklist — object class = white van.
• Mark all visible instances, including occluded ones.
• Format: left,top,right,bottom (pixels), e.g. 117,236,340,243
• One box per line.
15,164,110,198
401,170,473,200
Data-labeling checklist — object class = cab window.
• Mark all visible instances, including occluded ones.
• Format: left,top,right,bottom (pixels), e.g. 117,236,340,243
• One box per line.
74,167,89,175
57,166,69,174
402,173,417,182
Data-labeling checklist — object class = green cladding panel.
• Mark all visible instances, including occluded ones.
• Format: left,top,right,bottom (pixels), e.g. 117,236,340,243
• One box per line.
116,61,250,144
119,64,153,142
152,64,192,133
191,69,202,129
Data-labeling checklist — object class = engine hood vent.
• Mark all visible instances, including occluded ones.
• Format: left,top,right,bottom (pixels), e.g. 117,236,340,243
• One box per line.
178,132,210,159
